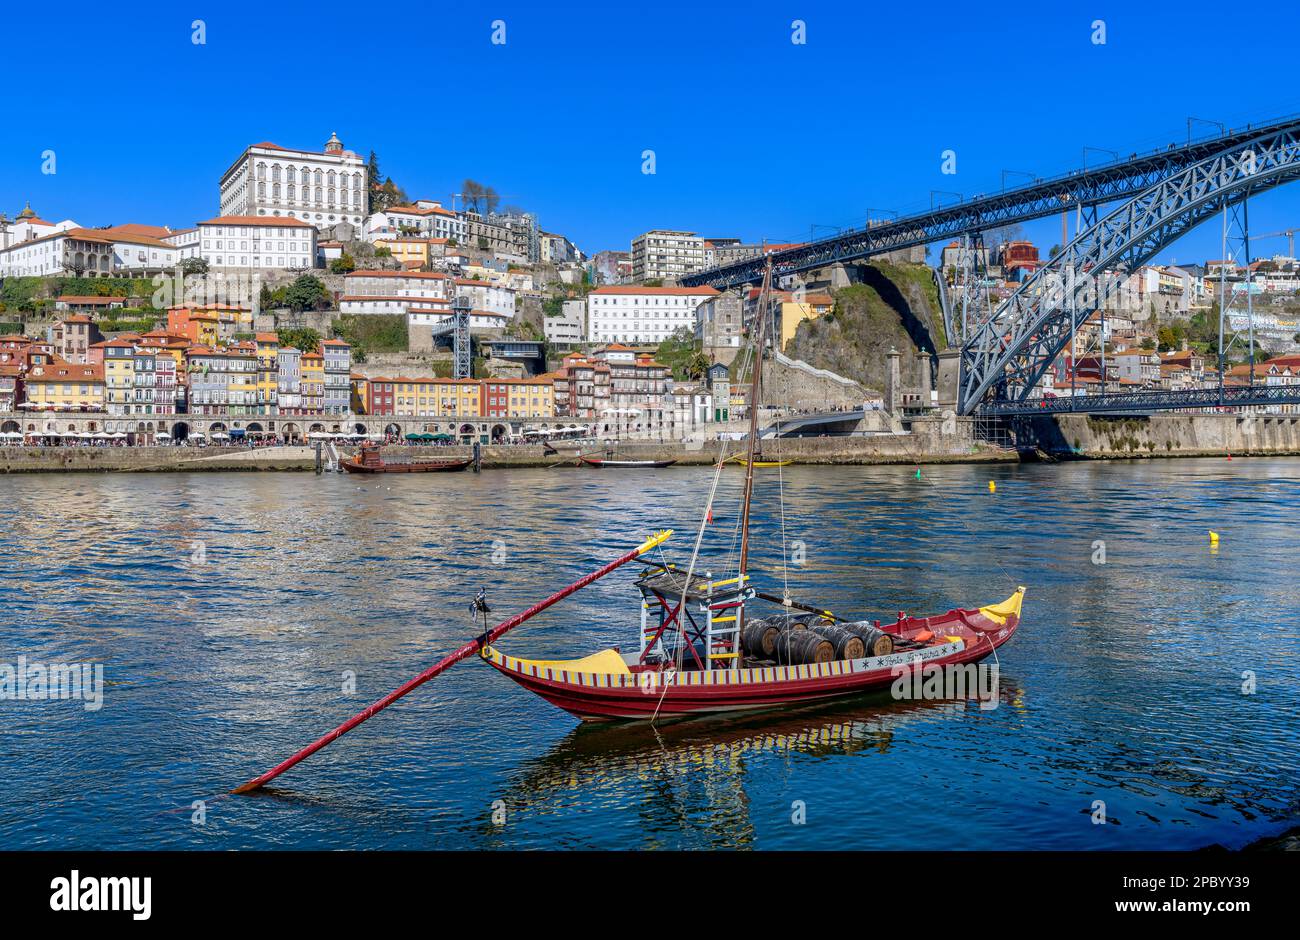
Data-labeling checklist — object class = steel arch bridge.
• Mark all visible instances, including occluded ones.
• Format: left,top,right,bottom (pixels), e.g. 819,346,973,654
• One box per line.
957,124,1300,414
680,115,1300,292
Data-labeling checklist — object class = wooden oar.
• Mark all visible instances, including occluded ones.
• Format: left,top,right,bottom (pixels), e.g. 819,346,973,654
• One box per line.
754,591,846,623
232,529,674,794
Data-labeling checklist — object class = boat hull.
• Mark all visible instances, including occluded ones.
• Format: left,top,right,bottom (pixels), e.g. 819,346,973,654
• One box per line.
578,457,677,468
484,595,1022,721
341,457,471,473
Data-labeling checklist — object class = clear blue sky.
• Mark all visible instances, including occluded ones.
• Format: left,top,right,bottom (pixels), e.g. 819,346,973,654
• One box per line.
3,0,1300,265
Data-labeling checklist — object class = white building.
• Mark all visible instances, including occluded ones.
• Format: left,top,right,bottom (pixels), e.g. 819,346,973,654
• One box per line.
365,201,465,244
409,307,510,333
452,278,515,317
630,230,706,283
1,203,78,250
1,228,110,276
197,216,317,271
339,270,449,316
218,133,367,233
545,299,585,345
163,228,201,261
586,285,719,343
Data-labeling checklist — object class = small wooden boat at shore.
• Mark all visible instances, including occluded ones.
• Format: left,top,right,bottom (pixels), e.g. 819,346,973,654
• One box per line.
578,455,677,469
341,441,471,474
726,455,792,468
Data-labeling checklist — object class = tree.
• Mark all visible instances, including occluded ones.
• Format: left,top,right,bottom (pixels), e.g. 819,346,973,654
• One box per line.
329,252,356,274
461,179,486,213
461,179,500,215
367,151,382,193
284,274,331,312
258,284,274,311
277,327,321,352
180,257,209,275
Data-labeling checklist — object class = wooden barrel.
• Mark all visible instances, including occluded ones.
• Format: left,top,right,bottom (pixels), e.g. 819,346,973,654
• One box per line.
805,623,865,660
742,619,782,658
774,629,835,665
842,621,895,657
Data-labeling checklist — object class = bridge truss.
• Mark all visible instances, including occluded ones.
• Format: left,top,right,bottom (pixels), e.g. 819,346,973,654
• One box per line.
957,123,1300,414
681,115,1300,292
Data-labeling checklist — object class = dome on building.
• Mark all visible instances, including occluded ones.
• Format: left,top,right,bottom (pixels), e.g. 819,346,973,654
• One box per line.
325,131,343,154
17,201,36,220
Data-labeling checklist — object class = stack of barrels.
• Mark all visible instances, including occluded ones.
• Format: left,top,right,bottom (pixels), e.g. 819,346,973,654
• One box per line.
741,613,895,665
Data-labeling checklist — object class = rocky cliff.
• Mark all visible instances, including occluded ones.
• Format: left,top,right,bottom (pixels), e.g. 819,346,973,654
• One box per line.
786,262,945,392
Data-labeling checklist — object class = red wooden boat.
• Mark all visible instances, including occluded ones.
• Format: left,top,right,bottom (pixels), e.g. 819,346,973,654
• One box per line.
482,580,1023,721
577,455,677,468
341,441,471,474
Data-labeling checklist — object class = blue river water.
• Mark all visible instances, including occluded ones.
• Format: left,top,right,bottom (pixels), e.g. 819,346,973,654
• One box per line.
1,458,1297,850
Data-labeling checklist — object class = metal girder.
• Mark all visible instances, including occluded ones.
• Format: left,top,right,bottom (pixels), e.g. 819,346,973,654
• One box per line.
426,296,474,378
979,384,1300,416
959,124,1300,415
681,115,1300,291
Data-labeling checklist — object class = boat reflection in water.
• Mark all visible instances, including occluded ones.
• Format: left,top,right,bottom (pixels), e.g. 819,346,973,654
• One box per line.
489,679,1026,847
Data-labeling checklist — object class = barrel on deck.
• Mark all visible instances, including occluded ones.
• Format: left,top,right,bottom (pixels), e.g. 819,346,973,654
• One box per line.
742,619,782,658
774,628,835,665
805,622,866,660
842,621,895,658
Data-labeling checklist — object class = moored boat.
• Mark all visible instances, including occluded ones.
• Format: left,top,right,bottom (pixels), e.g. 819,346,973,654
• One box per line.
726,455,792,468
341,441,471,474
482,585,1023,720
578,455,677,468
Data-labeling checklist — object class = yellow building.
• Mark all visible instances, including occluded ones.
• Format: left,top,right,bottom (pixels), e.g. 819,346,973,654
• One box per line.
300,352,325,412
375,237,446,270
373,377,478,416
24,360,105,411
775,293,834,351
254,333,280,415
484,376,556,418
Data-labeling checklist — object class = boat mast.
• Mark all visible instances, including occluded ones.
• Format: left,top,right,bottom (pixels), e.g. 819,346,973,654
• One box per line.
738,255,773,578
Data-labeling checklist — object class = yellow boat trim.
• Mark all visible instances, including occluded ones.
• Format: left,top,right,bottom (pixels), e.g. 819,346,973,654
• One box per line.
494,647,631,676
979,586,1027,625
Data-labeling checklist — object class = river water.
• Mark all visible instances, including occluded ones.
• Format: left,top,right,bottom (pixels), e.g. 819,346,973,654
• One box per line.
1,458,1297,850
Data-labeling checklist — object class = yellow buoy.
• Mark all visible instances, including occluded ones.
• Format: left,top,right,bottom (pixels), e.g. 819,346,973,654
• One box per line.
1209,530,1220,544
988,480,997,493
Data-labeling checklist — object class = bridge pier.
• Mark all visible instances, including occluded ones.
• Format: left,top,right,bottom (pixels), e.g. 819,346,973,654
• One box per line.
936,349,961,412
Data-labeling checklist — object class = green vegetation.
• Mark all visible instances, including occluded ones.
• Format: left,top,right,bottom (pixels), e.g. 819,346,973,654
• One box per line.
655,327,709,381
180,258,209,275
0,275,161,317
99,317,160,334
328,252,357,274
367,151,409,212
277,328,321,352
282,274,332,313
332,313,407,358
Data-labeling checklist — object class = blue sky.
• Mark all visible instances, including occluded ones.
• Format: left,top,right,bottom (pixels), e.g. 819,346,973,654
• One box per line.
3,0,1300,265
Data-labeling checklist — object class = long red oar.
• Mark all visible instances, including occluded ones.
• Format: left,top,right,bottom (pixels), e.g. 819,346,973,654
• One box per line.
232,530,672,794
